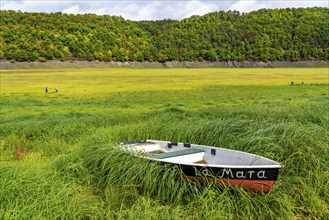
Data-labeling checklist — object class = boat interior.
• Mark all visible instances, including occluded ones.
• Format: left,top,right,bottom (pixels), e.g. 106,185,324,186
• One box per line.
121,140,281,167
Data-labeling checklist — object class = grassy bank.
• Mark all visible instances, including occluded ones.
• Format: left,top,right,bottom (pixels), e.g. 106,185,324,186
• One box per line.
0,68,328,219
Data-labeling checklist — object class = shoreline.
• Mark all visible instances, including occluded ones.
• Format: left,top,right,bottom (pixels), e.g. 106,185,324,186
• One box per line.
1,60,328,69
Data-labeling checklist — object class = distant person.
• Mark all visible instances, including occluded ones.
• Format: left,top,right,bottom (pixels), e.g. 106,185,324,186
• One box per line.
302,81,304,86
55,87,59,93
291,80,294,86
45,87,48,93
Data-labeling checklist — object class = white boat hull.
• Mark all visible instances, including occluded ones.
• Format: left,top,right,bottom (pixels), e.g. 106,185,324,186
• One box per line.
118,139,283,192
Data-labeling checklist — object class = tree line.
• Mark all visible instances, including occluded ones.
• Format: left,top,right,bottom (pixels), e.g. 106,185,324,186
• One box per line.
0,7,328,62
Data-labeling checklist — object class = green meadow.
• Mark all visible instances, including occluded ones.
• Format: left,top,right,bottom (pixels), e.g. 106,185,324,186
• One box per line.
0,68,328,219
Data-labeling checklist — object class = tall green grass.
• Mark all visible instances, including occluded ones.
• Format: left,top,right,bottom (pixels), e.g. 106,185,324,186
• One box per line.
0,163,102,219
0,69,328,219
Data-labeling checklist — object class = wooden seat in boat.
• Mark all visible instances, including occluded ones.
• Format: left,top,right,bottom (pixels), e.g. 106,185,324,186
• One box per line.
155,148,204,159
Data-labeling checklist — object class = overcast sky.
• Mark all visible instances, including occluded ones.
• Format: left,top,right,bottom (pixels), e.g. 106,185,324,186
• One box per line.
1,0,328,20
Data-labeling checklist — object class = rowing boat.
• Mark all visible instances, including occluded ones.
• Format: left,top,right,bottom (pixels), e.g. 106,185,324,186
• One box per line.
117,139,283,192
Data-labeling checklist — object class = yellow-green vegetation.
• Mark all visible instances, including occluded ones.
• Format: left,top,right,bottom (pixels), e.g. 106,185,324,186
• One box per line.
1,8,328,62
1,68,328,219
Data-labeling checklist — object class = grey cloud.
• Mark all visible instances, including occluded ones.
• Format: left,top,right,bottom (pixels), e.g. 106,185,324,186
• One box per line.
1,0,328,20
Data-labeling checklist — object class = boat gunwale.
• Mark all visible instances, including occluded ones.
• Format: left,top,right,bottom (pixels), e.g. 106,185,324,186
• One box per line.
147,157,283,169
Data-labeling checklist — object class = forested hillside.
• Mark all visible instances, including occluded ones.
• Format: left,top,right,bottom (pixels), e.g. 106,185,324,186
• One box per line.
0,7,328,62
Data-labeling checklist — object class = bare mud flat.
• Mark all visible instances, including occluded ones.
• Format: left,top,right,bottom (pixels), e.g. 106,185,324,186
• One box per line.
1,60,328,70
